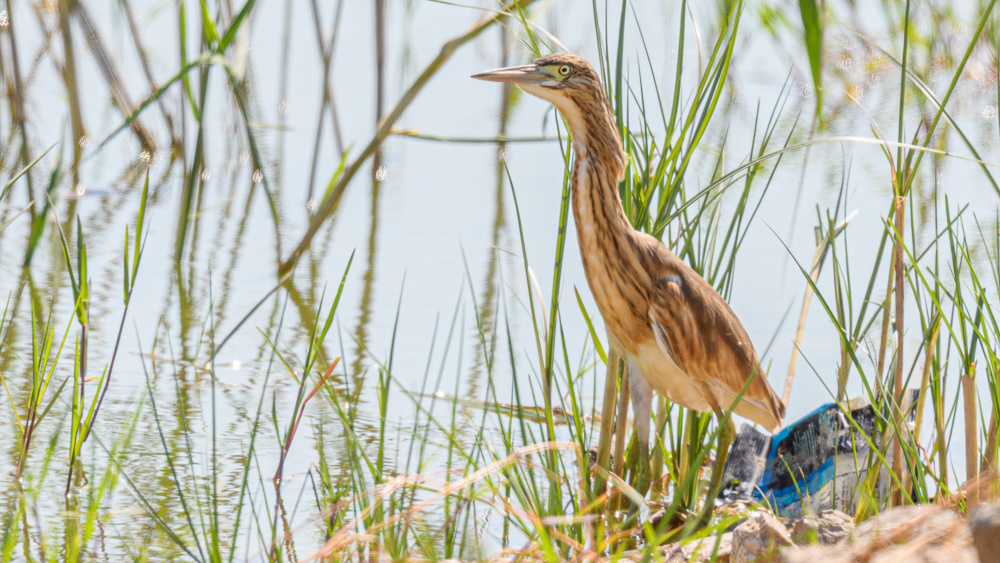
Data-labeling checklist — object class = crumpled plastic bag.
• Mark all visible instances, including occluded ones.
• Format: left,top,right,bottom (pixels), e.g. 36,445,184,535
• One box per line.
718,390,918,518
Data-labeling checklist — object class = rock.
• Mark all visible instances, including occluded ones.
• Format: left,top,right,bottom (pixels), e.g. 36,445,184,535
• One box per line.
853,505,976,562
732,512,793,563
647,508,685,531
609,532,731,562
781,545,849,563
659,543,690,562
970,503,1000,563
686,532,732,562
789,509,854,545
784,505,976,563
606,542,688,562
852,505,962,545
868,544,977,563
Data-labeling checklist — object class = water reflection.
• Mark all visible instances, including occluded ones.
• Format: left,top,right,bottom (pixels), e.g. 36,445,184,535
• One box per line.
466,29,516,405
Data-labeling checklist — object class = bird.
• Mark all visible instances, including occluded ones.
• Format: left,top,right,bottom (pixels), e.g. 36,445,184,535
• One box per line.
473,54,785,504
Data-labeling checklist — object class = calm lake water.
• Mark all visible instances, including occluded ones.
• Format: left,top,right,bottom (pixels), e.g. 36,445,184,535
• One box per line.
0,0,997,558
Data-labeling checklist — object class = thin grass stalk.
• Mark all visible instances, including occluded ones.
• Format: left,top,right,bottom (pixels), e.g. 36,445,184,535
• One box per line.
875,257,894,395
73,2,156,152
963,369,978,501
673,411,694,511
273,0,295,172
886,0,913,507
556,321,592,527
934,342,948,493
58,0,84,183
502,166,566,524
269,359,338,558
784,209,854,403
79,397,142,554
324,8,346,156
900,211,994,495
207,280,223,561
374,0,385,125
540,137,574,519
178,0,190,172
274,359,338,483
913,316,940,444
118,0,180,146
899,0,999,199
137,351,206,560
891,194,906,505
612,0,626,135
14,305,72,479
227,296,294,563
62,219,89,497
371,283,406,551
80,177,148,444
444,313,468,559
4,0,36,220
648,396,669,498
594,350,621,497
985,395,999,474
833,244,852,401
174,57,209,263
611,364,630,512
932,215,948,493
221,87,283,254
306,0,344,205
23,155,64,266
855,37,999,196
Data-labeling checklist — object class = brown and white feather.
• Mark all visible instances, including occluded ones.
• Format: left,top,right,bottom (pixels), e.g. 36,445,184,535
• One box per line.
478,53,785,433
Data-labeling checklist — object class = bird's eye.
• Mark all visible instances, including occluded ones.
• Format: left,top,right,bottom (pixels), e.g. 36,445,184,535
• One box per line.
558,65,572,76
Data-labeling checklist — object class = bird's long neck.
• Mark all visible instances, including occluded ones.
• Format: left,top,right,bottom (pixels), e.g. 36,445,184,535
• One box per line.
555,92,631,240
570,142,630,238
560,94,650,348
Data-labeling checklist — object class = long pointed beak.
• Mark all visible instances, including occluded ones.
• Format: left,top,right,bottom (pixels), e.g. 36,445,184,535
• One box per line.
472,64,548,84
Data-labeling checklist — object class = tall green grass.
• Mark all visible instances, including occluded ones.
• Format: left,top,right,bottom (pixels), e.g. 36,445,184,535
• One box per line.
0,0,998,561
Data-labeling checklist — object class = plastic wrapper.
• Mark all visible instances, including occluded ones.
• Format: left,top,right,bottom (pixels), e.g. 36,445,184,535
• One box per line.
718,391,918,518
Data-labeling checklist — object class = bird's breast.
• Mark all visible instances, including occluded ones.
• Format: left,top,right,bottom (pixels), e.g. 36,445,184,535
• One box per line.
570,152,653,354
631,341,712,412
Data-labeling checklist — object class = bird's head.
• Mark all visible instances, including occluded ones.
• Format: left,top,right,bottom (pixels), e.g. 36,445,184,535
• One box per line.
472,53,601,105
473,54,617,149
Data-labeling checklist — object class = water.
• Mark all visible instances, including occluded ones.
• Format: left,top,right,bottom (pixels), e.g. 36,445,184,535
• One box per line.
0,0,997,559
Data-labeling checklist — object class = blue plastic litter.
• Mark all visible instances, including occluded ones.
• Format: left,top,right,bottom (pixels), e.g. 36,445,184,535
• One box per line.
719,391,918,518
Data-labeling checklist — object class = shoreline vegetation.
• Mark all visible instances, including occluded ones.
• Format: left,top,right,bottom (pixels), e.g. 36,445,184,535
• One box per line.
1,0,999,560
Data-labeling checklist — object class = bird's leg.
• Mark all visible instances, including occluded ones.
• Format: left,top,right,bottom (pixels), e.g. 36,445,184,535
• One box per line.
696,408,737,527
626,360,652,497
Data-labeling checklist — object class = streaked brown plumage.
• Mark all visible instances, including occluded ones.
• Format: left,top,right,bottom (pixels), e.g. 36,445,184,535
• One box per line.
474,54,785,481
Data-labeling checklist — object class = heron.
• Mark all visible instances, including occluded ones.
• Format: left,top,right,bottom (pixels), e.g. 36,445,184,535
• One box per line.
473,53,785,507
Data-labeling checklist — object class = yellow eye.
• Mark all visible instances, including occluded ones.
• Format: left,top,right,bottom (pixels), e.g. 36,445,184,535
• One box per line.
558,65,572,76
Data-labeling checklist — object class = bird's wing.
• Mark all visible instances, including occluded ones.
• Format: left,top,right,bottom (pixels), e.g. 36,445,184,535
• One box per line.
647,274,691,374
640,239,785,432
